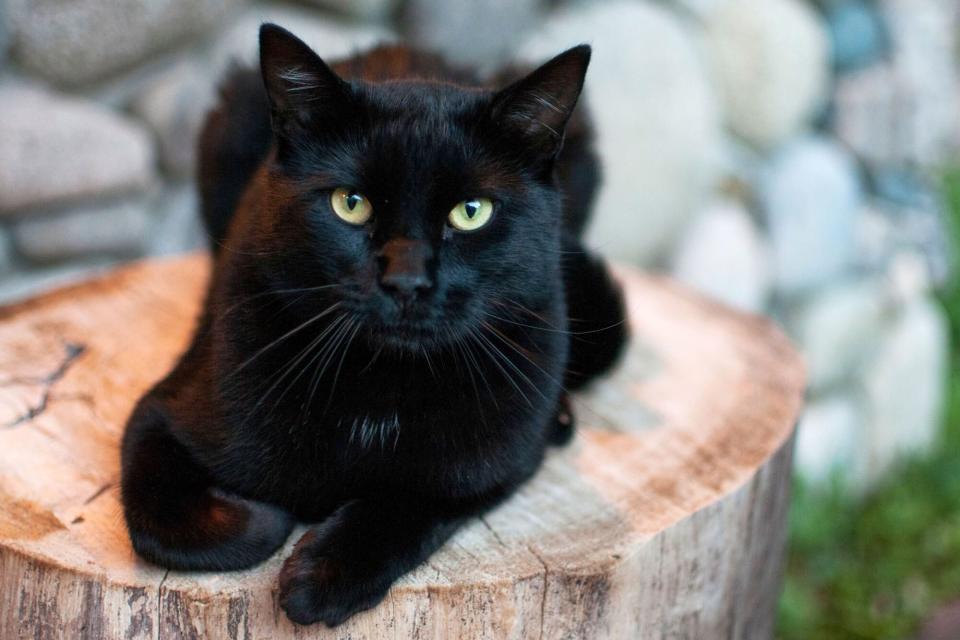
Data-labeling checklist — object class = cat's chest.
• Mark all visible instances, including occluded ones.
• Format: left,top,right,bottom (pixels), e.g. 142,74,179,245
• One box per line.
338,412,402,450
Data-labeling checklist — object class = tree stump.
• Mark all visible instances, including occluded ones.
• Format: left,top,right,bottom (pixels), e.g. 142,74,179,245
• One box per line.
0,255,804,640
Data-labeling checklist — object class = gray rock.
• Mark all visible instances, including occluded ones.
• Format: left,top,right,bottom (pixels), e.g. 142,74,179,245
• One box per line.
882,0,960,165
298,0,398,21
825,0,890,72
665,0,727,20
784,278,889,393
833,1,960,167
855,203,950,294
0,227,14,275
859,172,952,287
794,393,864,486
887,250,934,304
210,5,393,74
136,4,393,180
519,1,723,265
854,202,897,273
670,199,771,313
0,0,8,66
704,0,830,148
131,59,219,178
715,134,767,193
7,0,246,86
830,63,902,167
760,136,863,294
403,0,543,69
11,197,153,263
0,260,120,306
0,85,155,214
858,295,948,487
149,183,207,256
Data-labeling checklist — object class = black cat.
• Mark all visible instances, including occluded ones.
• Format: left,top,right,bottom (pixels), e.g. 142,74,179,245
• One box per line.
120,24,627,627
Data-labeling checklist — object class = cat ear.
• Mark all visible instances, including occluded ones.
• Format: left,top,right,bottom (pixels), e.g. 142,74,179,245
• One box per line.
490,45,591,159
258,23,350,138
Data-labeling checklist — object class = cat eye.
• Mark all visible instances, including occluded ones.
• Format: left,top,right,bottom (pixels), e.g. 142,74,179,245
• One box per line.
331,188,373,225
448,198,494,232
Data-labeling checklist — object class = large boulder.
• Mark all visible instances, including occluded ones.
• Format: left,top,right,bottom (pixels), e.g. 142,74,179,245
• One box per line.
130,60,219,178
149,183,207,256
403,0,543,69
519,1,722,265
703,0,830,149
879,0,960,166
824,0,890,73
794,394,864,486
11,197,154,263
0,229,13,275
0,260,120,306
7,0,246,87
0,85,155,215
209,5,392,73
832,0,960,167
297,0,398,21
783,278,889,393
858,295,949,487
133,6,392,178
760,136,863,294
670,198,771,313
854,175,952,290
0,0,8,66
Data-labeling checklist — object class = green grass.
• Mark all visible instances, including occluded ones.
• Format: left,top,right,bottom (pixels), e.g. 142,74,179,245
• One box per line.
776,170,960,640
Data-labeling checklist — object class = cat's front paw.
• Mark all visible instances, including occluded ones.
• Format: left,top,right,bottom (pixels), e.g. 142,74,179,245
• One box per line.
278,528,387,627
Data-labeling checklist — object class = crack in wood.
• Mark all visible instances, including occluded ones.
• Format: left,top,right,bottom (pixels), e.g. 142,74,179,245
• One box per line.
156,569,170,640
2,342,86,428
83,481,115,506
526,544,550,640
478,515,508,548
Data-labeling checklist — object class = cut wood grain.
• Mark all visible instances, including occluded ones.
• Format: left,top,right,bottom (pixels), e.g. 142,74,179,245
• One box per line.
0,255,804,639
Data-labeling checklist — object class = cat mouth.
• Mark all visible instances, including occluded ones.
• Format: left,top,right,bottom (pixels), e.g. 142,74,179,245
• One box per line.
369,322,449,350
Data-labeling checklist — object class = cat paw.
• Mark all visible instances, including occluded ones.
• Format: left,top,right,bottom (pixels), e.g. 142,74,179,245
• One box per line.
277,528,387,627
547,393,576,446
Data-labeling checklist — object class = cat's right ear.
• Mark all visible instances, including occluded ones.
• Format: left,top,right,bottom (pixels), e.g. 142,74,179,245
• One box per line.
259,23,350,140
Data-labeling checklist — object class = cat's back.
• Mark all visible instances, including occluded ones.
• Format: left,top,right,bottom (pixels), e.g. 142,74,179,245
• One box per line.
331,44,481,86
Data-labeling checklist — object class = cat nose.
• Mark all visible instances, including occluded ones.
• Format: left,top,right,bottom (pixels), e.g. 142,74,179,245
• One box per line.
377,238,434,298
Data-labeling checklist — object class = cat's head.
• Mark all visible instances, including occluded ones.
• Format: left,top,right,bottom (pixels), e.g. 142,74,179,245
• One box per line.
244,24,590,352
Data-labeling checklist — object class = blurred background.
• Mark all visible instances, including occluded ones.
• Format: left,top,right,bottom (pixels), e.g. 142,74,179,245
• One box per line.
0,0,957,637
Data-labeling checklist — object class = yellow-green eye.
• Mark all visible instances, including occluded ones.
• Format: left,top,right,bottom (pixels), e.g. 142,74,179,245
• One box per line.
331,187,373,225
448,198,493,232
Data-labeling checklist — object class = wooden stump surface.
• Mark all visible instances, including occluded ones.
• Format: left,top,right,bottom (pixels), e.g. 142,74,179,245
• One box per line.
0,255,804,639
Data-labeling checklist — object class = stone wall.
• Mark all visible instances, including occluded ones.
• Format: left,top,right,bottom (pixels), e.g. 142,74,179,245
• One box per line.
0,0,956,490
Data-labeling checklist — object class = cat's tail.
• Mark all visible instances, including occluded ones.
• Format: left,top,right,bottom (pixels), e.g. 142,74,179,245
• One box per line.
561,237,629,391
197,66,274,252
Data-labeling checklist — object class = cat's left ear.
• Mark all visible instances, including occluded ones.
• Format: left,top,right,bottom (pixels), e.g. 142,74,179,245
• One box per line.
490,45,591,159
259,23,350,140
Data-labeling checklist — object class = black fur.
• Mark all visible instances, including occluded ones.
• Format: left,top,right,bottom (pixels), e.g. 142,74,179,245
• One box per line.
121,24,627,628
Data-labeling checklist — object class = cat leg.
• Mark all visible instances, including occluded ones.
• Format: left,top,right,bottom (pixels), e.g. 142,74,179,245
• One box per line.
561,237,629,391
278,497,477,627
120,397,294,571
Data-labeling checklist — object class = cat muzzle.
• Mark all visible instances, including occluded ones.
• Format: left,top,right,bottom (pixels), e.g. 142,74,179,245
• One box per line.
376,238,434,299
